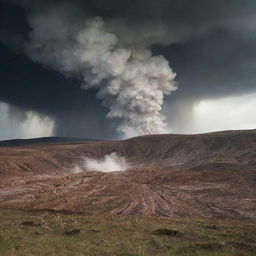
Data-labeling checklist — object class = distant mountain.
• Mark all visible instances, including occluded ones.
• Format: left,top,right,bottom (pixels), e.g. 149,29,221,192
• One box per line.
0,137,98,147
0,129,255,219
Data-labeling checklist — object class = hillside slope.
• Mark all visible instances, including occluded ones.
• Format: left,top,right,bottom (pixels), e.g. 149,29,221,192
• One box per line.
0,130,255,218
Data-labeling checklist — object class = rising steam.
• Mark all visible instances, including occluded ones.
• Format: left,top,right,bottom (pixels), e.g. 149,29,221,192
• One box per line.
74,152,129,173
24,3,177,136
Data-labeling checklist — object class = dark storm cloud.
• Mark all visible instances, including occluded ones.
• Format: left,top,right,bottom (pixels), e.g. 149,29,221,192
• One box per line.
0,43,116,139
0,0,256,139
154,29,256,98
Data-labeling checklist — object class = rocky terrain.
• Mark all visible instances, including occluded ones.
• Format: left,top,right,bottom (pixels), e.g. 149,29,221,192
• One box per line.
0,129,255,219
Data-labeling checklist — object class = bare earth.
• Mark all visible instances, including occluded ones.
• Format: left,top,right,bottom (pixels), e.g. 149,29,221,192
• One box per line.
0,129,255,219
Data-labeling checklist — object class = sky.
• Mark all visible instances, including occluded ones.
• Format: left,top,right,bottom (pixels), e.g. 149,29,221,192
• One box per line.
0,0,256,140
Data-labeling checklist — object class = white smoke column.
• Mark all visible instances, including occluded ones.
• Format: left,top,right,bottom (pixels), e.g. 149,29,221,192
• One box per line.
84,152,129,172
26,6,177,136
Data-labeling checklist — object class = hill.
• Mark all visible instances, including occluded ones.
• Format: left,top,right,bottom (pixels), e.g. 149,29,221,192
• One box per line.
0,129,255,219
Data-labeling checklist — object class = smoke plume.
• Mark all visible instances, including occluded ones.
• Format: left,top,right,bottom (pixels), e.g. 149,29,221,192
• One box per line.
74,152,129,173
23,2,177,136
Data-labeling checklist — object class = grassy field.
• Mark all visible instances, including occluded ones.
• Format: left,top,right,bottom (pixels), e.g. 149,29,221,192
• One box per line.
0,209,255,256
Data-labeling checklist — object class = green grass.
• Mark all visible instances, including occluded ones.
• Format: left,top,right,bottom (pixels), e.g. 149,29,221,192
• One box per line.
0,208,255,256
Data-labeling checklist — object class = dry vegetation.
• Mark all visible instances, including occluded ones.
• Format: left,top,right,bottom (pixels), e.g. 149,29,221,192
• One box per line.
0,209,255,256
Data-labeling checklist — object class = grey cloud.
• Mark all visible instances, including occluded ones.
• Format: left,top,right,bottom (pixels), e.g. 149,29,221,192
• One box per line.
0,0,256,139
